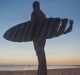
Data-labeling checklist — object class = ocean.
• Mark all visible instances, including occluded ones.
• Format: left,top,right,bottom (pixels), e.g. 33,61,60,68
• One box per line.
0,65,80,71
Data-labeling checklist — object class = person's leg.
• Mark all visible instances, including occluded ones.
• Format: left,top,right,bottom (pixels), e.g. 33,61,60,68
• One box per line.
37,49,47,75
33,39,47,75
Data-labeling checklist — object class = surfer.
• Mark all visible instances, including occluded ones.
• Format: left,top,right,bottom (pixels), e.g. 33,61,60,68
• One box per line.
31,1,47,75
3,1,73,75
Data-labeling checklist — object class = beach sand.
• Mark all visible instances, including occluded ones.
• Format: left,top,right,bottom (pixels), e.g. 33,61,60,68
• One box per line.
0,68,80,75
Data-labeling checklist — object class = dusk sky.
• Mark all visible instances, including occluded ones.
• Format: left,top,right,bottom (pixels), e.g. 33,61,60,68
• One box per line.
0,0,80,65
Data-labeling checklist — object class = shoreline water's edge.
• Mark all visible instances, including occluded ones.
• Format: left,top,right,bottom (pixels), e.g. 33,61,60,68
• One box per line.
0,68,80,75
0,65,80,71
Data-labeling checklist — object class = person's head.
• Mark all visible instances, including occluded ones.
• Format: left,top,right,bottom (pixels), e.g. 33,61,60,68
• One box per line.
33,1,40,10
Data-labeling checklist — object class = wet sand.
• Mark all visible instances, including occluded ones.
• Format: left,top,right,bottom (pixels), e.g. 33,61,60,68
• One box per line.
0,68,80,75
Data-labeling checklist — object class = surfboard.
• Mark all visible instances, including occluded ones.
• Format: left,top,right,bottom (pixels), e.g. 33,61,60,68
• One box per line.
3,18,73,42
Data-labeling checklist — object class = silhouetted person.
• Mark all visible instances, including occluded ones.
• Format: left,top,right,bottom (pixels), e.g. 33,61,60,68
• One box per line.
31,1,47,75
31,1,46,39
3,1,73,75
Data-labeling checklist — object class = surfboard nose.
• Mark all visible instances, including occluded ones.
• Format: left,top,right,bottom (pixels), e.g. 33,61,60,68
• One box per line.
3,21,32,42
3,27,13,41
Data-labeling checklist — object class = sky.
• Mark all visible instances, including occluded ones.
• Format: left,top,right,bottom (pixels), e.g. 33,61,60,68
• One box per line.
0,0,80,65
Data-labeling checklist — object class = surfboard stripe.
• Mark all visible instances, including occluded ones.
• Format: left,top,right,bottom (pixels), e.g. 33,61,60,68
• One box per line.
64,20,73,34
45,18,53,38
55,18,68,37
49,18,61,37
19,22,29,42
24,22,31,41
32,21,43,40
11,26,20,41
15,23,25,42
37,19,48,40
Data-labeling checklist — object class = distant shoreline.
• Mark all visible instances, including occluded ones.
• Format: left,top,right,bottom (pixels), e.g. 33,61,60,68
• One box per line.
0,68,80,75
0,65,80,71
